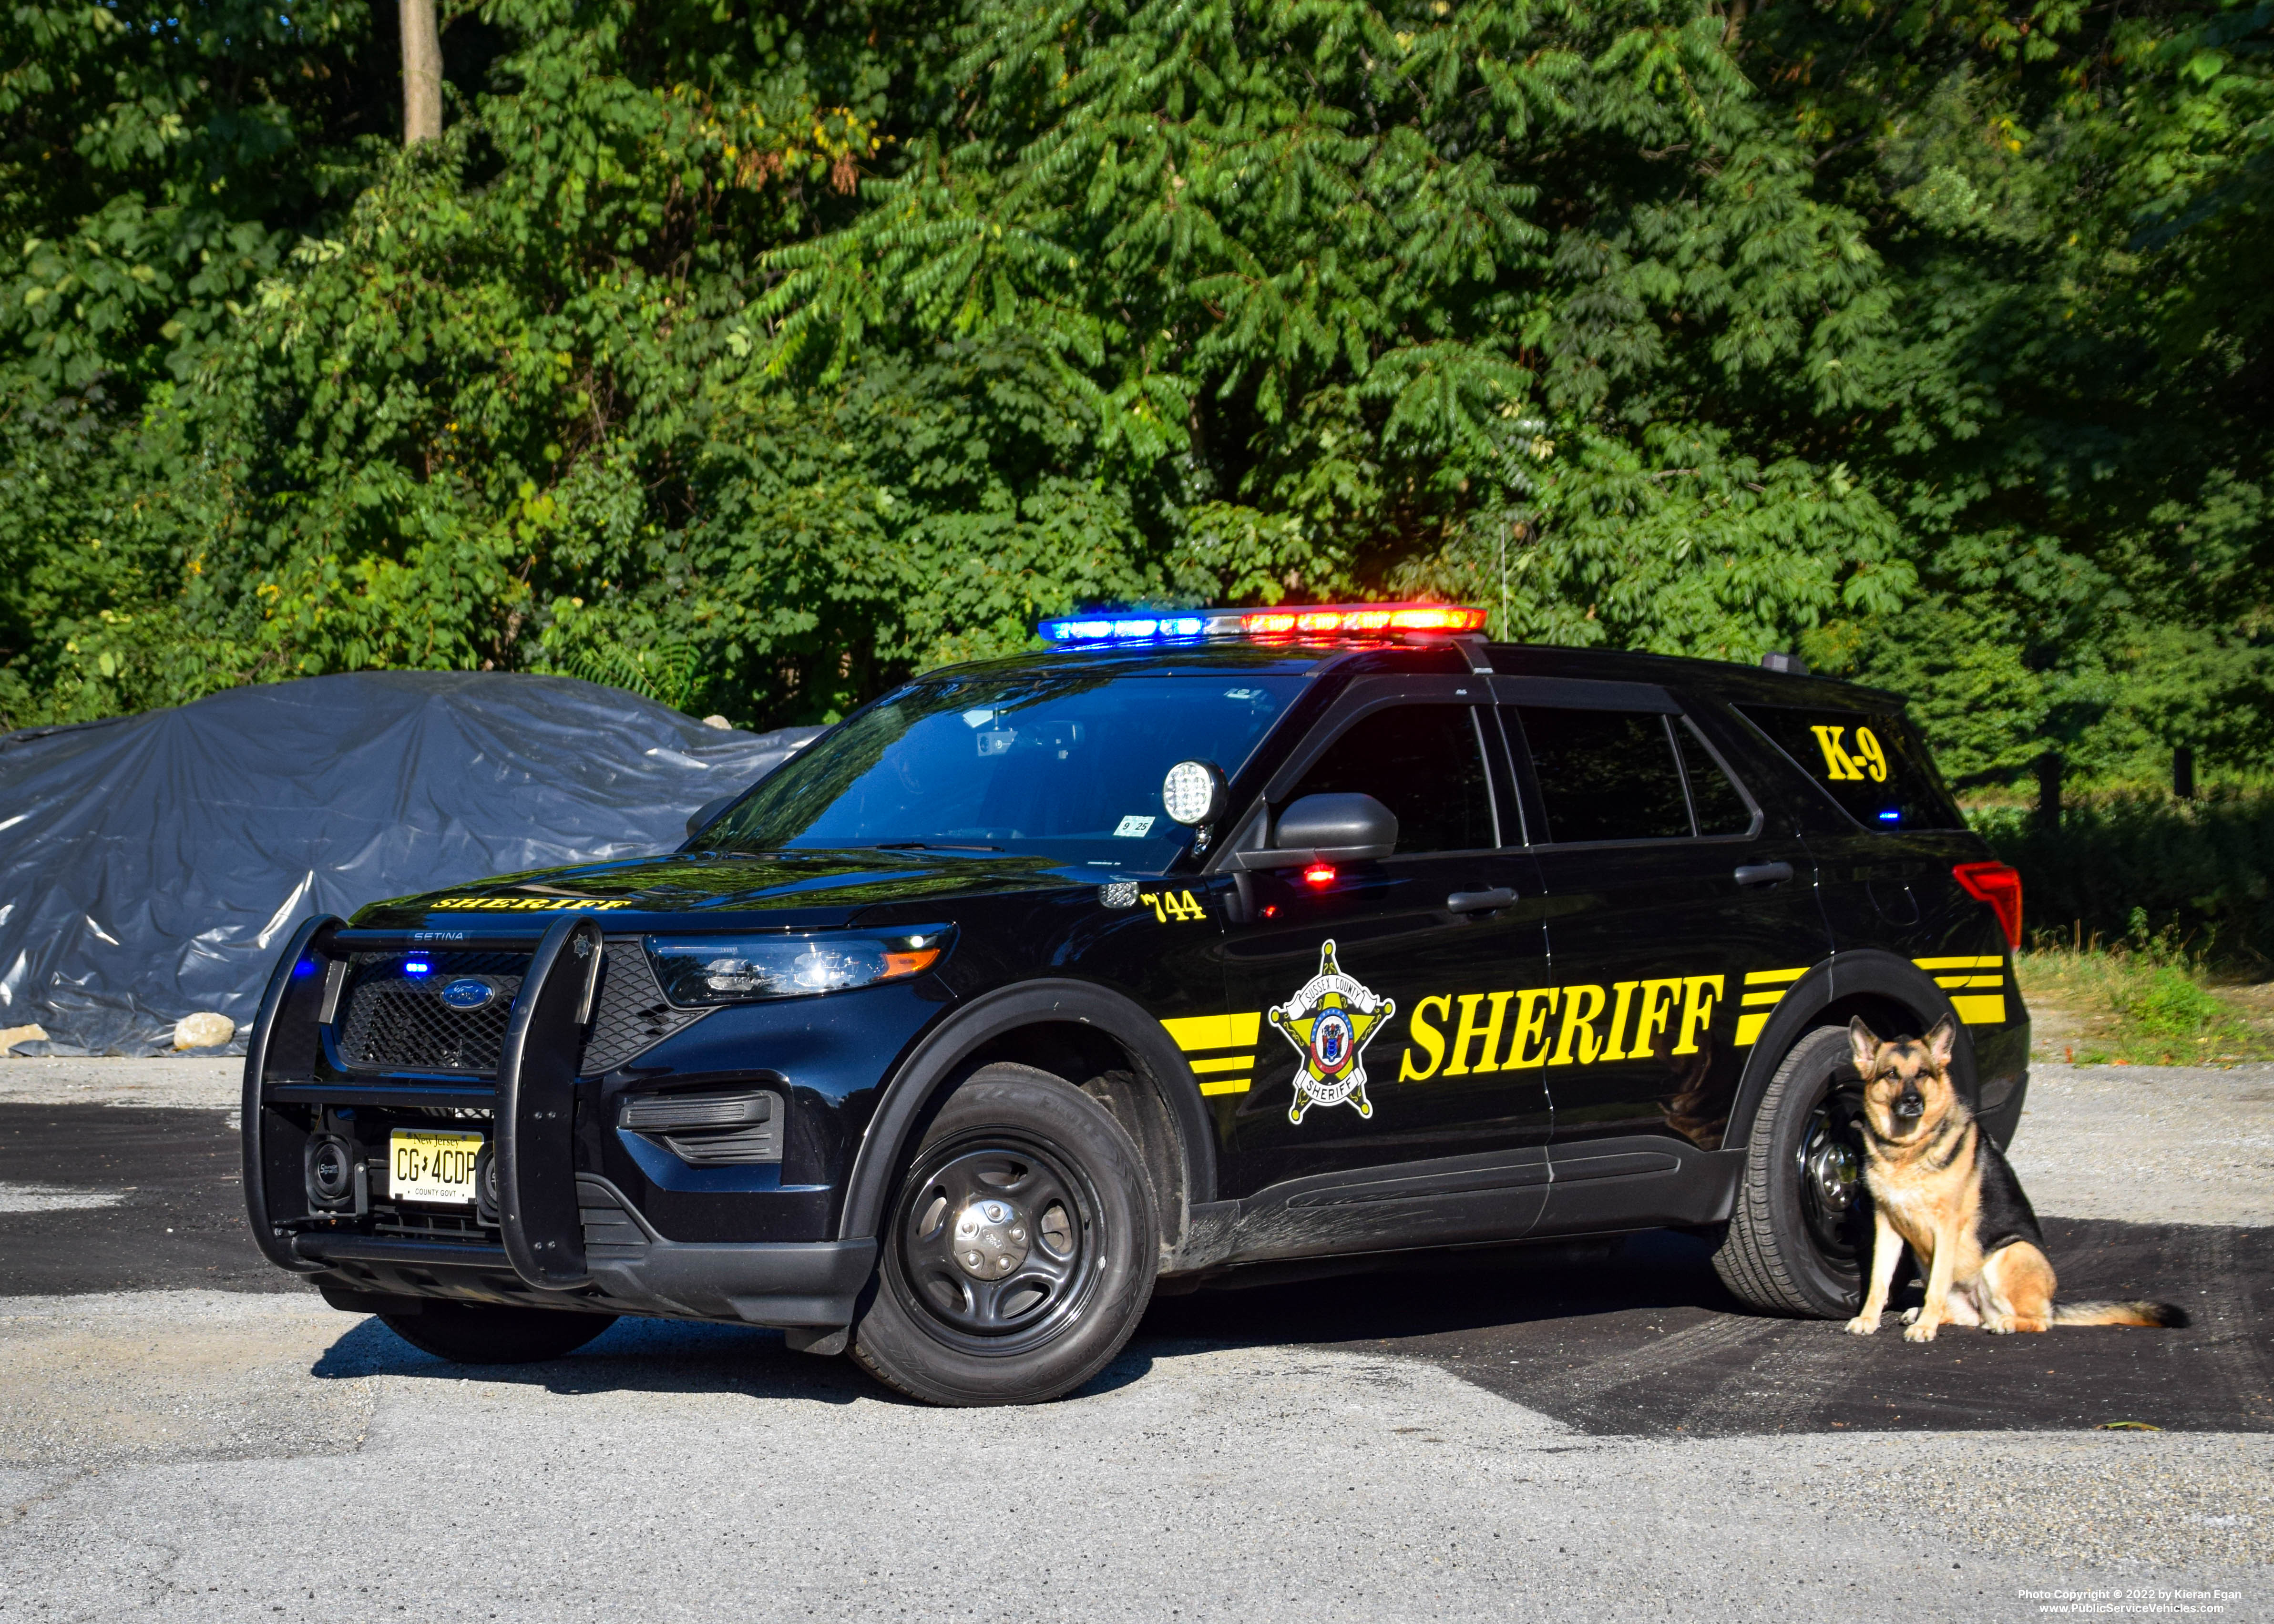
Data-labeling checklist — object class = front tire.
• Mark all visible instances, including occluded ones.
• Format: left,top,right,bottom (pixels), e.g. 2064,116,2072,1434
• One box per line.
1712,1026,1874,1318
850,1063,1158,1406
379,1300,617,1364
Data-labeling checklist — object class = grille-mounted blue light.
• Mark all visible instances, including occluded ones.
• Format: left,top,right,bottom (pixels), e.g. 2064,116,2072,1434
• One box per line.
1875,809,1901,824
402,960,432,976
1039,614,1211,644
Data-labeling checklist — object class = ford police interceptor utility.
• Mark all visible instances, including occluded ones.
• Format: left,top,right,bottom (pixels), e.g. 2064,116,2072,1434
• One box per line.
241,604,2029,1406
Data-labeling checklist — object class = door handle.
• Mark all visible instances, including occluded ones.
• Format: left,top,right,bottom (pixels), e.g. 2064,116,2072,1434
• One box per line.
1446,887,1516,912
1733,861,1795,888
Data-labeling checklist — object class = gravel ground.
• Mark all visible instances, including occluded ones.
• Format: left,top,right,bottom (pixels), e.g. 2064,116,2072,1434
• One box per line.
0,1056,2266,1619
2007,1063,2274,1227
0,1056,239,1111
0,1291,2264,1621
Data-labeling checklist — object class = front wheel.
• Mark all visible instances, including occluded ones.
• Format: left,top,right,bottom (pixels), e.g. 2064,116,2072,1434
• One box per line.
1711,1026,1874,1318
850,1063,1158,1406
379,1300,617,1364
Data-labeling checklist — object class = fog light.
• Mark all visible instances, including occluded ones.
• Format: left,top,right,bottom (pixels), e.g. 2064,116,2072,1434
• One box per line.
306,1135,354,1209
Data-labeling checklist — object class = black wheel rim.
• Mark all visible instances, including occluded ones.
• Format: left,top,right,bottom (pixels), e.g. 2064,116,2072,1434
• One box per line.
888,1133,1101,1356
1795,1074,1869,1267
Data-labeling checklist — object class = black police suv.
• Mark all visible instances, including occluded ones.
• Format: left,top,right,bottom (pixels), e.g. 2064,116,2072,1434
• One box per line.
242,603,2029,1405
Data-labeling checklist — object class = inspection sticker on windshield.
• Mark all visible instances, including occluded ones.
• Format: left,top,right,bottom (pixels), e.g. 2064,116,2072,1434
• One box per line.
1113,815,1156,838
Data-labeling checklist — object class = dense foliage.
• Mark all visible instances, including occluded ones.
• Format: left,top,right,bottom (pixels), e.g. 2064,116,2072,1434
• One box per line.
3,0,2267,793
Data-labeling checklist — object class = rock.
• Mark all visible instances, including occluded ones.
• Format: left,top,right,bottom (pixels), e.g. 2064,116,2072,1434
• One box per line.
173,1012,236,1051
0,1023,49,1053
701,715,733,730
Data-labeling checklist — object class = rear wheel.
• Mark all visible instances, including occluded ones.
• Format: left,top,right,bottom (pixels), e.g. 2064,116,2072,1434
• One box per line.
378,1300,617,1364
850,1063,1158,1406
1712,1026,1874,1318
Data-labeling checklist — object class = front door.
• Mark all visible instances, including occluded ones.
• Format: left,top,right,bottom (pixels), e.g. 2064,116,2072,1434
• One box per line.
1211,681,1552,1253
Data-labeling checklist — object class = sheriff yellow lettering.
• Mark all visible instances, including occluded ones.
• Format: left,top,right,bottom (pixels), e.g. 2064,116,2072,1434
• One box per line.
1396,969,1742,1080
1400,994,1451,1081
431,896,635,911
1443,991,1514,1077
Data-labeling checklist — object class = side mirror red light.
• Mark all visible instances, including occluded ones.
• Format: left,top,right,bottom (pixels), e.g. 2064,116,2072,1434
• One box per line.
1952,861,2023,950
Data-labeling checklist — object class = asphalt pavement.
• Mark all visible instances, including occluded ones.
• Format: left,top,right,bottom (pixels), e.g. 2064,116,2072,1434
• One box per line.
0,1061,2266,1620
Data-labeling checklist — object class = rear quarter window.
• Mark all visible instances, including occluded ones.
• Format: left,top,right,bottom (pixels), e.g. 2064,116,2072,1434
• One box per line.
1735,704,1964,832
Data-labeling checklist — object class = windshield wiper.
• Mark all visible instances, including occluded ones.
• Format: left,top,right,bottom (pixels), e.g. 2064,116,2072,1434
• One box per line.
873,841,1004,853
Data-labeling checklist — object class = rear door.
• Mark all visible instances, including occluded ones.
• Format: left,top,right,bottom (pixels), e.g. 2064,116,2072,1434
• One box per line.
1495,677,1832,1229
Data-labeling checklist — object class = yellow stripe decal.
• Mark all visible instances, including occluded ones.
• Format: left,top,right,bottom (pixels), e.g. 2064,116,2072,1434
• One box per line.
1735,1011,1773,1047
1744,967,1808,985
1162,1012,1262,1052
1197,1077,1251,1097
1950,993,2008,1025
1934,974,2004,991
1740,990,1786,1008
1914,955,2003,970
1187,1054,1255,1074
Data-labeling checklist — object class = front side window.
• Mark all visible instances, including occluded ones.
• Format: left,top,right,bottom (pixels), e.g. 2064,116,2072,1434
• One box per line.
1736,704,1963,832
701,673,1304,868
1283,705,1496,854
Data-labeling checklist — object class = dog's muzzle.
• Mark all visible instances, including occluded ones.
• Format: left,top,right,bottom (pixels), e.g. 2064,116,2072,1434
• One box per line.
1894,1089,1926,1120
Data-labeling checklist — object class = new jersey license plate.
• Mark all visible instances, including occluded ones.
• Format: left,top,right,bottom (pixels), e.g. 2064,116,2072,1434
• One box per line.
388,1128,484,1205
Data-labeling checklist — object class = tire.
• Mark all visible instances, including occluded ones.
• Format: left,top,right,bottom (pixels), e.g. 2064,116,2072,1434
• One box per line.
850,1062,1159,1406
379,1300,618,1364
1712,1026,1875,1318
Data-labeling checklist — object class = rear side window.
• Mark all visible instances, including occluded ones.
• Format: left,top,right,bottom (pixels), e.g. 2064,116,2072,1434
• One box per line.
1676,725,1755,836
1287,705,1496,853
1511,708,1692,843
1509,708,1761,844
1737,704,1963,831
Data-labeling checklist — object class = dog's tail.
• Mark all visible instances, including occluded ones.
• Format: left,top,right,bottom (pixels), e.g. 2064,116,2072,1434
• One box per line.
2051,1299,2191,1328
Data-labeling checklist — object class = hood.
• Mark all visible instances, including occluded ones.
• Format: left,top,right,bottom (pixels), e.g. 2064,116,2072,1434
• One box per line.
351,848,1092,934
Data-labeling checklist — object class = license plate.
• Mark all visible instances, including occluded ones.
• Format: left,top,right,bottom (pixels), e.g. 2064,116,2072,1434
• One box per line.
388,1128,484,1205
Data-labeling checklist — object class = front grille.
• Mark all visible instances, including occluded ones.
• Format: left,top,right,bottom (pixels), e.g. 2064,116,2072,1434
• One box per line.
331,940,711,1077
337,951,525,1073
578,942,713,1075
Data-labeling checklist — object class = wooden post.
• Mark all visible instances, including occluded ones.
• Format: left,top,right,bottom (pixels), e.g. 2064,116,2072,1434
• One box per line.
401,0,442,145
2034,751,2063,833
2174,746,2195,801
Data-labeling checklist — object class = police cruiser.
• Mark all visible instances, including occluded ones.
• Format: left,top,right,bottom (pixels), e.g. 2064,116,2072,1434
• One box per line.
242,604,2029,1405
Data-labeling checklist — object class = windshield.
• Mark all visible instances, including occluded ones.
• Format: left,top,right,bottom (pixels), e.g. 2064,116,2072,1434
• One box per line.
700,671,1304,868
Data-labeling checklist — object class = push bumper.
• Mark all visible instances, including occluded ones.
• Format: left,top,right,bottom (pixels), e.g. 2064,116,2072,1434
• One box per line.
242,914,875,1331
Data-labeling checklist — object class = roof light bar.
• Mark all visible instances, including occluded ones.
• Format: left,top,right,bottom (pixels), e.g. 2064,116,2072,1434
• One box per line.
1035,602,1487,646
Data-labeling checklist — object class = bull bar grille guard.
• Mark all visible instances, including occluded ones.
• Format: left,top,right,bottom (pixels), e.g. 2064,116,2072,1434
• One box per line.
241,915,604,1294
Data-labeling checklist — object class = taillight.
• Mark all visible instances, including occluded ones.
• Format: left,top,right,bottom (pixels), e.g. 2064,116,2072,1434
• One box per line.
1952,861,2022,950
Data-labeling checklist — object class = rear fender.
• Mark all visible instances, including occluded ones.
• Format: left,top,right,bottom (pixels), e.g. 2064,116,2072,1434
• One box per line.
1723,948,1979,1151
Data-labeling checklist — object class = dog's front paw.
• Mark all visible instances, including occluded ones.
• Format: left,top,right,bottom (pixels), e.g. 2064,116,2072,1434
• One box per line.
1844,1314,1881,1336
1903,1319,1940,1343
1900,1307,1921,1325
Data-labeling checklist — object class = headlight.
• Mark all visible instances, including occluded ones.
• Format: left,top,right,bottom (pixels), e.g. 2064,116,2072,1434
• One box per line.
645,927,953,1006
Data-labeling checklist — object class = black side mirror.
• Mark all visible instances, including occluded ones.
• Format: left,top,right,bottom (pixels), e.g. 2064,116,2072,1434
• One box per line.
685,795,738,839
1241,792,1398,866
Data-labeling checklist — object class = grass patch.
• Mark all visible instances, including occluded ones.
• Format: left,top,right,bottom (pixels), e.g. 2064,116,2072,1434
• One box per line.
2015,945,2274,1066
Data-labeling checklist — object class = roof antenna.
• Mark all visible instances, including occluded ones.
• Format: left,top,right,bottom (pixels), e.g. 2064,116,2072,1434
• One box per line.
1760,651,1807,676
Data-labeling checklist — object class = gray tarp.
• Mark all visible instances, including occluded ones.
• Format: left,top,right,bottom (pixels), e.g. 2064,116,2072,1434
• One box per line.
0,672,818,1055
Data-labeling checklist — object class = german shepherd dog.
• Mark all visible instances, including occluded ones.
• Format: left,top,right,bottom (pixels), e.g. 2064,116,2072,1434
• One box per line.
1843,1016,2188,1341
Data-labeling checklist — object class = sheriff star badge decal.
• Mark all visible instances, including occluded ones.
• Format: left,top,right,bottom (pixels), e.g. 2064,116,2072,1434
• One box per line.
1268,940,1396,1124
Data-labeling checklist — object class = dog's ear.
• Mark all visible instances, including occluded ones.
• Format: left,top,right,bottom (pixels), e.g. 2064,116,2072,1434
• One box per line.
1926,1014,1957,1069
1847,1017,1880,1077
